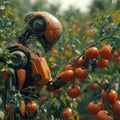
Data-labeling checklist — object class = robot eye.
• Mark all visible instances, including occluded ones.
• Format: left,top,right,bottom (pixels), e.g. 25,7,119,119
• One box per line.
32,17,46,33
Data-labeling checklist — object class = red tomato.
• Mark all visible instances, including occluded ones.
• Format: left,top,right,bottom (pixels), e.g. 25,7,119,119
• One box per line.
62,70,75,82
96,110,114,120
66,64,74,71
57,70,75,82
67,85,80,98
96,59,108,68
87,101,104,115
62,107,72,119
112,100,120,116
101,89,118,103
77,57,84,67
26,101,38,113
101,90,109,103
85,47,99,60
101,80,108,89
75,68,89,79
108,89,118,103
90,83,99,91
99,45,112,60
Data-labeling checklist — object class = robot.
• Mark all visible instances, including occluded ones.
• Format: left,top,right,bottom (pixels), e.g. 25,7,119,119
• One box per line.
2,11,67,120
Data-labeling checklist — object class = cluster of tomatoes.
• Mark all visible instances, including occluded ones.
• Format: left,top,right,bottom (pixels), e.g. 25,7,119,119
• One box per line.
88,87,120,120
56,44,113,99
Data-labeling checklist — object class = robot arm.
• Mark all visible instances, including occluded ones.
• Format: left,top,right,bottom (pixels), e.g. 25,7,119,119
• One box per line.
10,50,28,69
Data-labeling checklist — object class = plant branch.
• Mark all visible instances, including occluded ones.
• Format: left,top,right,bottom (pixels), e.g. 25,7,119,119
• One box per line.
89,36,120,48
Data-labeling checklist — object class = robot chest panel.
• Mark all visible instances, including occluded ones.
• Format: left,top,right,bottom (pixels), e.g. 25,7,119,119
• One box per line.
31,57,52,86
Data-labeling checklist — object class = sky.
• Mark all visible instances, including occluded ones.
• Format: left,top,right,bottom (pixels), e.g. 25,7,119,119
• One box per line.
47,0,94,13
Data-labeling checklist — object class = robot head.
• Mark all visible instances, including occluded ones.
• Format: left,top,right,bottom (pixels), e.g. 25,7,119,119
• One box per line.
24,11,63,52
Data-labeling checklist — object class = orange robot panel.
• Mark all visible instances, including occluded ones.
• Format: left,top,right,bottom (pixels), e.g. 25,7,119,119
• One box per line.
32,57,52,87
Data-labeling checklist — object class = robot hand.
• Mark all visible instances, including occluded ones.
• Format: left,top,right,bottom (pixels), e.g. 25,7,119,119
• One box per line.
46,78,67,92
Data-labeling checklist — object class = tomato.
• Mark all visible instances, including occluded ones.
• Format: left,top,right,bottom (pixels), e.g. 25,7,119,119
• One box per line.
57,70,74,82
101,89,118,103
19,100,26,116
75,68,89,79
39,96,46,104
96,59,108,68
113,51,119,58
90,83,99,91
26,101,38,113
101,80,108,89
61,70,75,82
77,57,84,67
67,85,80,98
66,64,74,71
96,110,114,120
87,101,104,115
108,89,118,103
99,45,112,60
85,47,99,60
62,107,72,119
101,90,109,103
112,100,120,116
52,49,59,58
73,112,80,120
